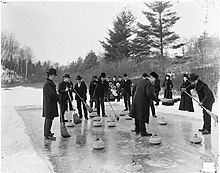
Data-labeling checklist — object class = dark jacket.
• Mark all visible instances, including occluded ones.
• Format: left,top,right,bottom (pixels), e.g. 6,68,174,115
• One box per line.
179,80,194,112
89,80,97,96
154,78,161,94
186,80,215,107
130,78,160,123
42,78,60,119
74,82,87,101
122,79,132,96
58,81,73,102
93,78,108,98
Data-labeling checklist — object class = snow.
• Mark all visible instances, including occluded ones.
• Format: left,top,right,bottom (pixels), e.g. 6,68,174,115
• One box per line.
1,86,219,172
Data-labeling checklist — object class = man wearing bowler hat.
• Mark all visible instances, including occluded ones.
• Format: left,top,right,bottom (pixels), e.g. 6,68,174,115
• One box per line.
183,73,215,135
130,72,161,136
58,73,74,123
42,68,60,140
93,72,108,117
74,75,88,120
121,73,132,111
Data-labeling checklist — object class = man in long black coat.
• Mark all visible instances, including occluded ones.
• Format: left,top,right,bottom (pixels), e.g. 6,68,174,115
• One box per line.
58,74,74,122
93,72,108,117
130,72,161,136
185,73,215,135
74,75,88,120
121,73,132,111
89,75,98,109
42,68,60,140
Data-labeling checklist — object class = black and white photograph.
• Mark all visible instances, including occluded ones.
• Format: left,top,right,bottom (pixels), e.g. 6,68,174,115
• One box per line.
1,0,219,172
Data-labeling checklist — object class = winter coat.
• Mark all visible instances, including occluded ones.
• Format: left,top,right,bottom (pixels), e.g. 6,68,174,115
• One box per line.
154,78,161,94
58,81,73,102
93,78,109,98
121,79,132,96
162,79,173,99
74,82,87,101
130,78,160,123
42,78,60,119
89,80,97,96
179,80,194,112
186,80,215,107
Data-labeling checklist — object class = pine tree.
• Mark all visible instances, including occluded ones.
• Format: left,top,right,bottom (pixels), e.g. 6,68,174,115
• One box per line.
100,10,135,62
141,1,180,57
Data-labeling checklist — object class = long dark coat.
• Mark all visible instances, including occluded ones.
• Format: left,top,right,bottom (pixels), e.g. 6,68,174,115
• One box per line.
162,79,173,99
93,78,108,98
121,79,132,96
179,80,194,112
74,82,87,101
130,78,160,123
58,81,73,102
42,78,60,119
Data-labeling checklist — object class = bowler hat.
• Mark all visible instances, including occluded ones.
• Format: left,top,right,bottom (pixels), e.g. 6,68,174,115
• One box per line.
100,72,106,78
63,74,71,78
183,74,189,78
92,75,97,79
76,75,83,80
189,73,199,82
150,71,159,79
46,68,58,76
142,73,148,78
123,73,128,77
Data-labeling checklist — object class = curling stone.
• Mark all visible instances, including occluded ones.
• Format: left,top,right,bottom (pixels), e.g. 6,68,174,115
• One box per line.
189,134,202,144
93,120,102,127
158,117,167,125
125,114,132,120
66,120,75,127
89,112,97,118
149,134,162,145
119,112,126,116
107,116,116,122
130,125,136,132
125,161,143,172
107,121,116,127
93,116,101,121
92,138,105,150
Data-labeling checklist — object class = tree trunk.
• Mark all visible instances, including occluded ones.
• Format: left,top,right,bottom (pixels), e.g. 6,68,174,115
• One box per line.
25,60,28,79
159,12,163,57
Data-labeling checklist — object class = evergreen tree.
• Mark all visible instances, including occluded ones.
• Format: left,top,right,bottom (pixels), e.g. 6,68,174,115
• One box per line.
100,10,135,62
84,51,98,69
141,1,180,57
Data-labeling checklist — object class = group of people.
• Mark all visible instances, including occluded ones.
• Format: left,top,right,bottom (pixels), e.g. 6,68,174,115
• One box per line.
42,68,215,141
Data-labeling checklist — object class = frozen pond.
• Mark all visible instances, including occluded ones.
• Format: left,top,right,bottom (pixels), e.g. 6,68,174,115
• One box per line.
17,103,218,173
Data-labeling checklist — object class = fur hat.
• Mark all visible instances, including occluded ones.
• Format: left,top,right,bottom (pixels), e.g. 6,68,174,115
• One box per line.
100,72,106,78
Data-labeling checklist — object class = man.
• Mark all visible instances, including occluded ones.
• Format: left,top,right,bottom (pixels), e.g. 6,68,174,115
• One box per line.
93,72,108,117
121,73,132,111
184,73,215,135
42,68,60,140
58,74,74,123
74,75,88,120
89,75,98,109
154,75,161,106
130,72,161,137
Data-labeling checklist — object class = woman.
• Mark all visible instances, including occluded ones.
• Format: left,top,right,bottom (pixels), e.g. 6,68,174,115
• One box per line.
162,74,174,106
179,74,194,112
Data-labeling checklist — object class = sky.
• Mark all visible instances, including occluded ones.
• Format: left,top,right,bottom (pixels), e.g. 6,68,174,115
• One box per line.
1,0,220,65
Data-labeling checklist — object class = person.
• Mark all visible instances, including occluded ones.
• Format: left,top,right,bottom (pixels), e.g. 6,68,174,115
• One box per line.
149,72,160,118
130,72,161,136
154,75,161,106
179,74,194,112
42,68,60,140
93,72,108,117
116,76,123,102
112,76,117,86
162,74,174,106
121,73,132,111
183,73,215,135
74,75,88,120
89,75,98,109
58,74,74,123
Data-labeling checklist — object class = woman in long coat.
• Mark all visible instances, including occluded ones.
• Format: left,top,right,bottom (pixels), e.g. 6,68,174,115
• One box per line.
162,74,174,106
179,74,194,112
130,72,160,136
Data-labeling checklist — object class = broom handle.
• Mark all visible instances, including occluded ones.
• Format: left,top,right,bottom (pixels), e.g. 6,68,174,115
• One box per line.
72,87,87,105
106,97,117,115
184,91,210,112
